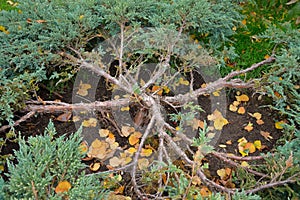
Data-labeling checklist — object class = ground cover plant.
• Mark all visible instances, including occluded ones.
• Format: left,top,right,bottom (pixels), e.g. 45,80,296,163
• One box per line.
0,0,299,199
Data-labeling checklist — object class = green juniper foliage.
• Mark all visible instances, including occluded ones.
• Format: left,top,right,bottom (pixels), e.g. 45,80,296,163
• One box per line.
0,121,109,199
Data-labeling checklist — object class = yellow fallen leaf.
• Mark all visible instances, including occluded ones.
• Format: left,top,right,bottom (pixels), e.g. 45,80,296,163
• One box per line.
200,186,211,197
214,117,229,130
90,162,101,171
125,147,137,155
79,141,89,154
233,101,240,106
226,140,232,145
275,121,285,129
254,140,262,150
72,115,80,122
121,106,130,111
241,161,250,167
264,54,270,60
217,168,227,180
229,104,238,112
219,144,227,148
178,77,189,85
236,94,249,102
213,90,220,96
141,148,153,157
55,181,71,194
82,118,97,127
249,112,262,120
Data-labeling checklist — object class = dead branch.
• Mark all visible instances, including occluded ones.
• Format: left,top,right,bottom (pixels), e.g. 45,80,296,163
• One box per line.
0,111,35,133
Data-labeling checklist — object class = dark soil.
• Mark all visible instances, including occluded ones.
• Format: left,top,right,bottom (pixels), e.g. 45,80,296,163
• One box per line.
0,72,283,194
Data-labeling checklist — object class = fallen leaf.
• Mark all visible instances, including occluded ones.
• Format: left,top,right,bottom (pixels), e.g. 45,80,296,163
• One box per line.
125,147,137,155
79,141,89,154
226,140,232,145
121,106,130,111
285,154,293,168
256,119,264,125
192,118,204,130
138,158,149,170
76,81,91,96
249,112,262,120
244,142,256,153
254,140,262,150
229,104,238,112
109,157,122,167
72,115,80,122
244,122,253,132
213,90,220,96
260,131,273,141
99,129,110,137
56,112,72,122
235,94,249,102
264,54,270,60
82,118,97,127
275,121,285,129
88,139,110,159
128,131,142,145
208,109,228,130
90,162,101,171
219,144,227,148
233,101,240,106
200,186,211,197
242,19,247,25
237,106,246,114
141,148,153,157
241,161,250,167
55,181,71,194
217,168,227,180
121,126,135,137
178,77,189,85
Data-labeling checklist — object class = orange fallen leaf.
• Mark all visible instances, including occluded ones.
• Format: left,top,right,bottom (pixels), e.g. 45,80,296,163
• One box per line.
55,181,71,194
242,19,247,25
226,140,232,145
237,106,246,114
200,186,211,197
244,122,253,132
249,112,262,120
244,142,256,153
256,119,264,125
128,131,142,145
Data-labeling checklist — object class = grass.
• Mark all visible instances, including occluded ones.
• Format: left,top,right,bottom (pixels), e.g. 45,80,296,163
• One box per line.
221,0,299,79
0,0,17,11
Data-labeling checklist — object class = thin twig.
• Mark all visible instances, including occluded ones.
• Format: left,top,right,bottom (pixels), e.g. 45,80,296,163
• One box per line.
0,111,36,133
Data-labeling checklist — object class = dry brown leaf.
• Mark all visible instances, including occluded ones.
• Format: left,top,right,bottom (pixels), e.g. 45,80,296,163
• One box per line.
99,129,110,137
88,139,110,159
260,131,273,141
121,126,135,137
56,112,72,122
76,81,91,96
109,157,122,167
